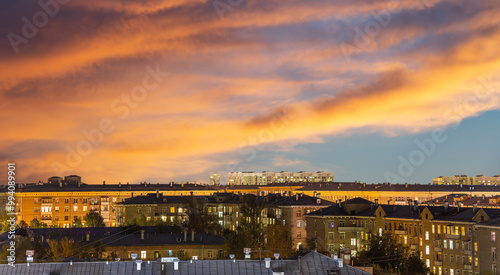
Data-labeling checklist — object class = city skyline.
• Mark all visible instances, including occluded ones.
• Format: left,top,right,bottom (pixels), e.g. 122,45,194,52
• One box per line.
1,0,500,185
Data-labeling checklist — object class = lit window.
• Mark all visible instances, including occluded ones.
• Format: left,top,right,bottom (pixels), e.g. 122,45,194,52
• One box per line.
351,238,356,246
492,232,496,242
450,240,453,250
426,259,430,268
83,206,87,212
141,251,146,259
329,221,334,228
425,245,430,255
297,221,301,228
425,231,429,240
73,206,78,212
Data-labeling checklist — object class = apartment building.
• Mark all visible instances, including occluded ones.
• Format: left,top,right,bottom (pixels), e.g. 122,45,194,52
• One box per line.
433,175,500,185
266,193,335,250
6,226,224,261
115,192,245,231
5,176,220,227
305,198,500,275
297,182,500,206
226,171,333,185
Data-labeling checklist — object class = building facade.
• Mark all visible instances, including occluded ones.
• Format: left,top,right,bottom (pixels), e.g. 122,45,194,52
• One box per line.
434,175,500,185
226,171,334,185
306,198,500,275
4,176,220,228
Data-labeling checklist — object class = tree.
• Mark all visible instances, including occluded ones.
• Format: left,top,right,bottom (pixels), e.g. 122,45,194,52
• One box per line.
30,218,42,228
73,217,83,227
48,237,78,260
306,237,317,251
84,209,105,227
126,213,148,226
0,235,34,263
240,195,266,245
264,223,293,258
356,234,429,275
0,208,12,232
223,195,267,258
18,220,28,229
184,195,220,234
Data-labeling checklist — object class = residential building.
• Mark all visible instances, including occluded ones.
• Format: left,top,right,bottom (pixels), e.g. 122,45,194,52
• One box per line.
433,175,500,185
3,176,220,227
267,193,335,250
305,198,500,275
226,171,333,185
115,192,246,231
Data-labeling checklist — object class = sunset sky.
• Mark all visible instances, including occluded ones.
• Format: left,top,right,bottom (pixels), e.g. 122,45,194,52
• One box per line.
1,0,499,185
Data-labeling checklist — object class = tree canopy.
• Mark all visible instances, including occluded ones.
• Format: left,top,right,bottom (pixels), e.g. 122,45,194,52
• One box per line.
356,234,429,275
83,209,105,227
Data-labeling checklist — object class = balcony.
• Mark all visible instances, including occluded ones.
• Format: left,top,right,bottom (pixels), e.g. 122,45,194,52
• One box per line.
444,234,460,240
464,265,473,270
434,247,443,252
338,226,364,232
394,230,408,235
463,250,472,256
410,245,418,250
434,261,443,266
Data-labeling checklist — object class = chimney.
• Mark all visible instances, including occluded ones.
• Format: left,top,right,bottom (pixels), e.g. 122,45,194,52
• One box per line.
59,180,62,188
86,233,90,242
170,182,173,187
181,181,184,187
316,198,321,205
313,191,317,198
458,202,462,212
374,199,379,206
131,192,134,198
141,230,145,240
414,200,418,211
191,230,195,242
473,202,478,213
184,230,187,242
296,194,299,201
482,194,485,200
444,202,449,212
156,189,159,199
119,182,122,188
103,180,106,185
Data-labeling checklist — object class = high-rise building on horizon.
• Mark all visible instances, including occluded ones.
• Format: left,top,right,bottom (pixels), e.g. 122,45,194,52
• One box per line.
224,171,333,185
433,174,500,185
